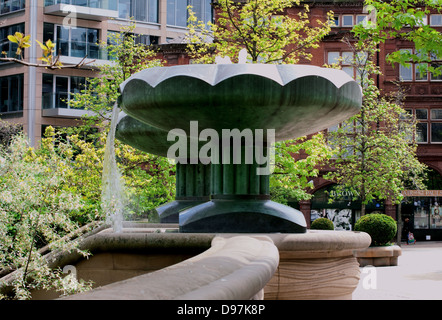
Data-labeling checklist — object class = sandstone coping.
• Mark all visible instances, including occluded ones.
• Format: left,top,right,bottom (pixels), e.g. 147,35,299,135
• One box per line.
266,230,372,258
1,226,371,300
354,244,402,267
61,235,279,300
262,230,372,300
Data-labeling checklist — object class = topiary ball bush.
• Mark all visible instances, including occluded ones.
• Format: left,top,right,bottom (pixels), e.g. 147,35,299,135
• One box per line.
311,217,334,230
354,213,397,246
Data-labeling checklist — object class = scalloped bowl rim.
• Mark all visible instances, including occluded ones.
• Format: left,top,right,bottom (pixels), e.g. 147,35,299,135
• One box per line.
120,63,362,93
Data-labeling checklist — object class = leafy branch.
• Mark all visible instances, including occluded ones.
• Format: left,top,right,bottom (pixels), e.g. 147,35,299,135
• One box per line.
1,32,94,69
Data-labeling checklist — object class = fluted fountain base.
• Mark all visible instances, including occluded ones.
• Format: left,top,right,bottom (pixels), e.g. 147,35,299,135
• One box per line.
157,198,210,223
179,196,307,233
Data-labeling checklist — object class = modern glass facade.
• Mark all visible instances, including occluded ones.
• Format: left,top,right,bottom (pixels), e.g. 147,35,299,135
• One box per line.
0,23,25,61
118,0,158,23
0,0,25,15
167,0,212,27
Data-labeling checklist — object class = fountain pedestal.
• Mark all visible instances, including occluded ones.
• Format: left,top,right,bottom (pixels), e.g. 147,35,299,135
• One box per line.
180,145,307,233
157,162,211,223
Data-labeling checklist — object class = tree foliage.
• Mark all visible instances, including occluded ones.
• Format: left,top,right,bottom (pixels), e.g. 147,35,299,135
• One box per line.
68,22,175,220
186,0,333,63
0,132,94,300
353,0,442,76
325,39,427,215
271,133,332,203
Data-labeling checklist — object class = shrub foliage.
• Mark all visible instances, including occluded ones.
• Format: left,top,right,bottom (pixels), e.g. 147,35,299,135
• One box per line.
310,217,334,230
354,213,397,246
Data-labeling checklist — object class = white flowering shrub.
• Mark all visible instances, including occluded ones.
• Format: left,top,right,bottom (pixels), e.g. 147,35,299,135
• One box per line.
0,133,93,300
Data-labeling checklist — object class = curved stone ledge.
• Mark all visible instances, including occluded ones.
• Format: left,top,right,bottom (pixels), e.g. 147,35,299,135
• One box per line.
354,244,402,267
0,227,371,300
61,235,279,300
263,230,372,300
45,230,214,270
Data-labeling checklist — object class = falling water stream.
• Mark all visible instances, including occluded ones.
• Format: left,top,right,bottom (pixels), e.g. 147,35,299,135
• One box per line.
101,104,125,233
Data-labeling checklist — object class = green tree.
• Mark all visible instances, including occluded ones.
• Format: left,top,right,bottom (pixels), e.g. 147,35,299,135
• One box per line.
353,0,442,76
68,23,175,220
271,134,332,204
325,39,427,216
186,0,333,64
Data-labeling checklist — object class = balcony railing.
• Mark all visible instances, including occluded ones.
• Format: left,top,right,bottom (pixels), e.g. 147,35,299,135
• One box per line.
42,91,98,118
44,0,118,21
55,40,109,60
0,0,25,15
42,92,79,110
44,0,117,11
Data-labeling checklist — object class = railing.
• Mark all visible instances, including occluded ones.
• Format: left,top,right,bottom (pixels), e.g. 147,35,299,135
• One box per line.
42,92,86,110
55,40,108,60
44,0,117,11
0,0,25,15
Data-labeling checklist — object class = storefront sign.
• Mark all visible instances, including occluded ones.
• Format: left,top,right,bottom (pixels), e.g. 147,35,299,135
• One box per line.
402,190,442,197
329,189,361,200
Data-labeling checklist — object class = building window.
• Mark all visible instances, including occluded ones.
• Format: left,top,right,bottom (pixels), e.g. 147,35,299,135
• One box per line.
417,123,428,143
330,15,339,27
399,49,442,82
331,14,367,28
107,30,159,60
356,15,367,25
42,74,86,110
43,23,101,59
0,0,25,15
118,0,158,23
167,0,212,27
0,23,25,61
0,74,23,114
430,14,442,26
431,109,442,143
407,108,442,144
342,15,353,27
327,51,355,78
430,53,442,81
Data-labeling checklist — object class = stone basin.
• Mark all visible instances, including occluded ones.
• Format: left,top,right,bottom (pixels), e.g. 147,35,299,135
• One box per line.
0,224,371,300
119,64,362,141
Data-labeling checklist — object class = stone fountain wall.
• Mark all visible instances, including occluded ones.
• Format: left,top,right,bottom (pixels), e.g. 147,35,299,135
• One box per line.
7,226,371,300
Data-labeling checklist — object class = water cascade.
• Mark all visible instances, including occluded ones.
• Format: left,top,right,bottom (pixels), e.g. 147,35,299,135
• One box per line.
101,104,125,233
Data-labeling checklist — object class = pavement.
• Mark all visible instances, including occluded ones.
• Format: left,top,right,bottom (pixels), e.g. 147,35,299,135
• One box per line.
353,241,442,300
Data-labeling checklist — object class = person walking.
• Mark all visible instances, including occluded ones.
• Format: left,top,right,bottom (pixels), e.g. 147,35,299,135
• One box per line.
403,217,415,245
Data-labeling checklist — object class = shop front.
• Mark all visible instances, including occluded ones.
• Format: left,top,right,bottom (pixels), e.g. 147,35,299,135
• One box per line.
401,190,442,241
308,184,384,231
